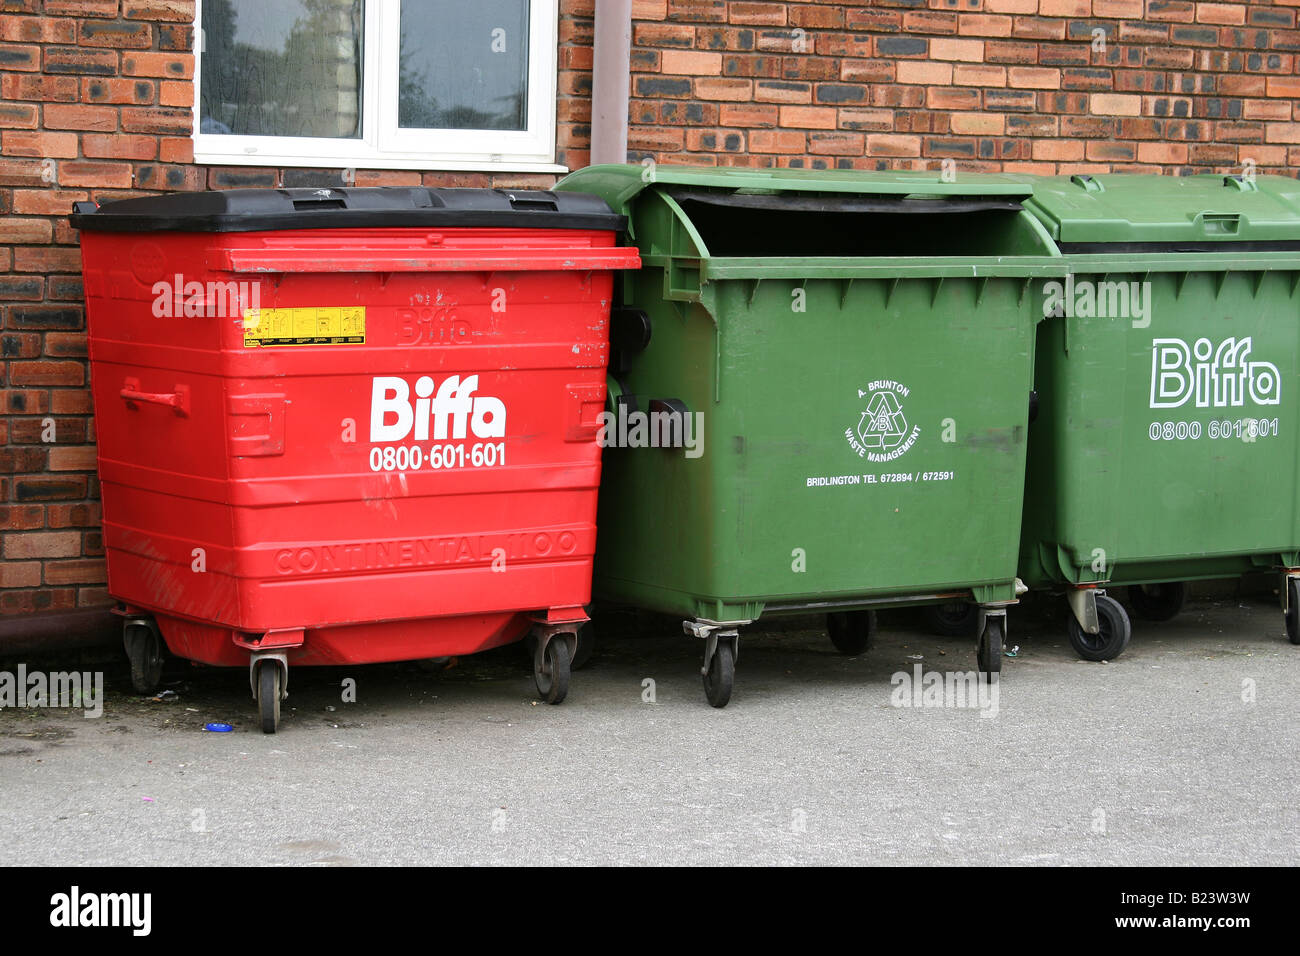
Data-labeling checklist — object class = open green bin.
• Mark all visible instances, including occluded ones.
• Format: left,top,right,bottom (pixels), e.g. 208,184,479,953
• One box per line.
557,165,1067,706
1017,173,1300,660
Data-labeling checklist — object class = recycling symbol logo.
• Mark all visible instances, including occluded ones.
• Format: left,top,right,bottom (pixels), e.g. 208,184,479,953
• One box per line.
858,390,908,451
845,380,921,462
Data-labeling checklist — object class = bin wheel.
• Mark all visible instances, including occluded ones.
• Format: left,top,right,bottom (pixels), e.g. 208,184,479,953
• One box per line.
1067,594,1132,662
922,602,986,638
703,641,734,709
124,622,164,696
1287,578,1300,646
533,637,571,705
572,619,596,671
1128,582,1186,622
977,615,1004,676
826,610,877,656
256,662,282,734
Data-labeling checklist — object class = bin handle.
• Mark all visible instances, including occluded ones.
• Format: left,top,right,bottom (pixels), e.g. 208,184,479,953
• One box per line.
120,378,190,417
211,247,641,274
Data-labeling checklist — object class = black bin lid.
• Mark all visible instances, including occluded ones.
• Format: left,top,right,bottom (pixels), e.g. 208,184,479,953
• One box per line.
70,186,625,233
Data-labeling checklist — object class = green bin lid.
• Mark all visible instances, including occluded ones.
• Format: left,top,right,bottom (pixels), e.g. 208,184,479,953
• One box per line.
1023,173,1300,250
557,164,1035,218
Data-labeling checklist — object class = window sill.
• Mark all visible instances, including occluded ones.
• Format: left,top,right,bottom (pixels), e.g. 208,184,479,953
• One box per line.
193,153,570,174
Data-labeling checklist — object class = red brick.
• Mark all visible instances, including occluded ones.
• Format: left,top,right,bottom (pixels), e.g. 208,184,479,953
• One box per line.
0,216,51,242
1137,142,1190,163
10,188,89,215
120,106,190,134
728,3,785,26
158,79,190,107
44,559,107,585
0,102,38,128
121,51,191,78
1012,66,1063,89
0,15,77,43
1,74,79,101
837,108,895,131
0,561,42,588
1,130,80,158
49,389,92,414
3,531,81,559
809,131,864,154
47,446,98,471
896,61,953,85
1090,93,1142,115
866,134,921,157
78,19,151,48
662,49,722,73
0,42,39,70
45,0,120,15
46,502,101,528
954,64,1008,87
747,129,805,152
951,113,1006,135
1197,3,1246,25
959,14,1014,37
1093,0,1147,17
719,103,779,126
931,38,986,61
43,103,118,131
81,131,157,159
54,160,133,187
777,105,837,129
42,46,118,75
121,0,192,20
81,76,155,104
693,77,753,100
8,361,85,386
754,79,811,103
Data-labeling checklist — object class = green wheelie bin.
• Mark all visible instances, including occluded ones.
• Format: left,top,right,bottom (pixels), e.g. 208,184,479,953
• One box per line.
1017,172,1300,661
556,164,1067,706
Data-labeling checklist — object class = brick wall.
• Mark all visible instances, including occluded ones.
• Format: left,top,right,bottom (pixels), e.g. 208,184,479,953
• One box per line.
1,0,1297,617
621,0,1300,172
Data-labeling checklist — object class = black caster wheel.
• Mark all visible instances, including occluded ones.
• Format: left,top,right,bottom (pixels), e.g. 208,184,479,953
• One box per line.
826,609,877,656
124,621,164,695
1128,582,1186,622
256,661,282,734
1067,593,1132,662
533,636,571,704
1286,577,1300,646
977,614,1004,676
922,602,986,638
572,618,596,670
702,640,734,708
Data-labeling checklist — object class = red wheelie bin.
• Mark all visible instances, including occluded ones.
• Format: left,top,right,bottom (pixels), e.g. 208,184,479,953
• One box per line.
71,187,639,731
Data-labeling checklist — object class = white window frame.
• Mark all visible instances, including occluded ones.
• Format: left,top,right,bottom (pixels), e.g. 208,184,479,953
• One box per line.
192,0,564,172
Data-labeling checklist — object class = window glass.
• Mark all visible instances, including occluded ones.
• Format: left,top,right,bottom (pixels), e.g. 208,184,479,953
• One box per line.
397,0,529,131
199,0,363,139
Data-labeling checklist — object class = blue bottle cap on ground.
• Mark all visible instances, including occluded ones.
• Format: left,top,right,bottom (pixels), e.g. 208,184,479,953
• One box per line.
204,722,233,733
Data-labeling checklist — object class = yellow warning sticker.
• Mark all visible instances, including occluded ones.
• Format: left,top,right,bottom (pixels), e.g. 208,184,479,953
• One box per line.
243,307,365,347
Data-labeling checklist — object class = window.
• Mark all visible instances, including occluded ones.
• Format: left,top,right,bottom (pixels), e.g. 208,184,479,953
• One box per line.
193,0,561,171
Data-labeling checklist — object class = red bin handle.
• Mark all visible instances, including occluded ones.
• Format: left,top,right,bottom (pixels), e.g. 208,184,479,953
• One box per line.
120,378,190,417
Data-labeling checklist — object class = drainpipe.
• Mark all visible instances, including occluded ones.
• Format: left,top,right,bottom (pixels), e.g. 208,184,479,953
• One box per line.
590,0,632,166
